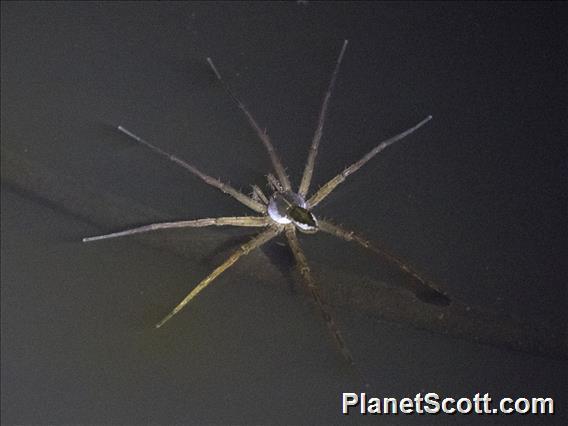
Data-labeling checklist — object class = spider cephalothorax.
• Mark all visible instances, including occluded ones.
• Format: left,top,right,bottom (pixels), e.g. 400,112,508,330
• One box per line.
261,172,318,232
84,40,448,364
267,190,318,233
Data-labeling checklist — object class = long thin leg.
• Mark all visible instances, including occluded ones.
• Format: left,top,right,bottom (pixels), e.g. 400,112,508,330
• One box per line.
307,116,433,208
285,226,354,364
318,219,450,306
83,216,270,242
118,126,265,213
299,40,348,198
206,58,292,191
266,173,284,193
156,226,281,328
251,184,269,204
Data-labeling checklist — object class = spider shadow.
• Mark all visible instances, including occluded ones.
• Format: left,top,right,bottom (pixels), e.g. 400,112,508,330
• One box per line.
201,230,451,309
201,232,298,295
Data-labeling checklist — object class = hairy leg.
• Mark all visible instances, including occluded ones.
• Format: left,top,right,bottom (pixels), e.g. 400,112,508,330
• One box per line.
83,216,270,242
266,173,284,193
118,126,265,213
307,116,432,208
299,40,348,198
206,58,292,191
156,226,281,328
318,219,450,306
285,226,354,364
251,184,269,204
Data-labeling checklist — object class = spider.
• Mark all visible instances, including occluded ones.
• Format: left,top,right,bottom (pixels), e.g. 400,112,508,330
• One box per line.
84,40,449,364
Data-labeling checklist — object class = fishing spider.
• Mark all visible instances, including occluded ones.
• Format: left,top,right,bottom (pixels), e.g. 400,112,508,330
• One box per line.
84,40,448,363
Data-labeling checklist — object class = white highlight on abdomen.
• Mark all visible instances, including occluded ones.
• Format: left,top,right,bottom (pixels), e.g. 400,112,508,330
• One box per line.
267,192,307,224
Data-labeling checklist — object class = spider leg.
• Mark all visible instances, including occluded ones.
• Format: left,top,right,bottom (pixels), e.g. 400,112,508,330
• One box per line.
206,58,292,191
318,220,451,306
307,116,433,208
82,216,270,242
251,184,269,204
299,40,348,198
117,126,265,213
285,226,354,364
266,173,284,193
156,226,281,328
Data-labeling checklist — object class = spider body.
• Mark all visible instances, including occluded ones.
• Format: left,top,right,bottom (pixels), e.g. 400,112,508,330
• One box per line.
84,40,448,364
267,190,317,232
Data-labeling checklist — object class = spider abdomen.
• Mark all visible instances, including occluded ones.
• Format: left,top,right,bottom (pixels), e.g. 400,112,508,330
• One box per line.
268,191,318,233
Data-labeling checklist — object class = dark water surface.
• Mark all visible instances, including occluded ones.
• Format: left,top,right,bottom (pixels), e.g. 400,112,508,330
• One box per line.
2,2,566,424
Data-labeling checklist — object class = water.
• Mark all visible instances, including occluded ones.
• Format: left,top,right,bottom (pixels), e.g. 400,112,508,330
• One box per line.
2,2,565,424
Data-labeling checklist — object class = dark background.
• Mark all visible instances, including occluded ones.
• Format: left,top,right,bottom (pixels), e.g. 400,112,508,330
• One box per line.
1,2,566,424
